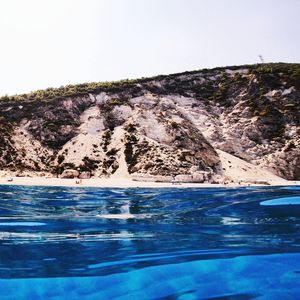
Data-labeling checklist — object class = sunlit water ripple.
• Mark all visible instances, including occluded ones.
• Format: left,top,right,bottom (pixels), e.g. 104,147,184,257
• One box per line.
0,185,300,299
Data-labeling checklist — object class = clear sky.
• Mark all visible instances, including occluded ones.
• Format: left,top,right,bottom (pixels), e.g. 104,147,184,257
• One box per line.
0,0,299,96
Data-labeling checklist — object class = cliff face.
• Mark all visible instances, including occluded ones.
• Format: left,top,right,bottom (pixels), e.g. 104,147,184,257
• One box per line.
0,63,299,180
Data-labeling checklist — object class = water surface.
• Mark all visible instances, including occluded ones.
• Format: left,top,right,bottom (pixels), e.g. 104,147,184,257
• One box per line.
0,185,300,299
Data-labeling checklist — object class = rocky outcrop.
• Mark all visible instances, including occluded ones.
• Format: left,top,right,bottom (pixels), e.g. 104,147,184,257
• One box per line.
0,63,299,180
61,169,79,179
79,171,92,179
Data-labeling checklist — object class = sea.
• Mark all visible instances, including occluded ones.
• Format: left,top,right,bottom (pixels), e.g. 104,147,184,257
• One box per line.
0,185,300,299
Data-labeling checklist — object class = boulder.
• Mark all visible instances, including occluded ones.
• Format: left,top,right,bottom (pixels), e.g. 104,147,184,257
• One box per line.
79,171,91,179
175,174,205,183
175,175,192,183
131,173,172,182
61,169,79,179
191,173,205,183
153,175,173,182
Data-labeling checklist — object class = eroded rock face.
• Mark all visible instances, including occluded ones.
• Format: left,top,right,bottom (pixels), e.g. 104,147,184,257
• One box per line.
0,63,299,180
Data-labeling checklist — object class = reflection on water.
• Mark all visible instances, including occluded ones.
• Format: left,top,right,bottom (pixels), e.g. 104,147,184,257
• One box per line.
0,185,300,298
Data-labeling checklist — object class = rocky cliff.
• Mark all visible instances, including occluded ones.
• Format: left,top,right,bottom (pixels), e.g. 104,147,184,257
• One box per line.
0,63,299,181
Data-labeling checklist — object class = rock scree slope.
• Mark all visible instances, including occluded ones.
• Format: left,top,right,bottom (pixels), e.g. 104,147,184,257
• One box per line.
0,63,299,181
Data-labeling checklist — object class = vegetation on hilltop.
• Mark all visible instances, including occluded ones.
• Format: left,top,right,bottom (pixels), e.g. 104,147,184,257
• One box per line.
0,63,299,103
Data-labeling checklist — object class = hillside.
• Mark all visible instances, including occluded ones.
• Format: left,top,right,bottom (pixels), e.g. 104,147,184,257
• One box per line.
0,63,299,182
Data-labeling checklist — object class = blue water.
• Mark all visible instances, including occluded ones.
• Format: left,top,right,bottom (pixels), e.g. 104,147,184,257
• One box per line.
0,185,300,299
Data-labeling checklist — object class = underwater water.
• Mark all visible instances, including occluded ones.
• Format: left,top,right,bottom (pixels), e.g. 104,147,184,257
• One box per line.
0,185,300,299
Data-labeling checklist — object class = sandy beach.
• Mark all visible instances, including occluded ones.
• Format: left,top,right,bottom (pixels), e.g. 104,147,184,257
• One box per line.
0,176,225,188
0,176,298,188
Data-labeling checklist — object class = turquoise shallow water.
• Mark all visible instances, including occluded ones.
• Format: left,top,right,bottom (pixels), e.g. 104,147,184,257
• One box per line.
0,185,300,299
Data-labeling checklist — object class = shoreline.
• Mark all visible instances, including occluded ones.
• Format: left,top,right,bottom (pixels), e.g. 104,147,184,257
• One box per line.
0,176,298,188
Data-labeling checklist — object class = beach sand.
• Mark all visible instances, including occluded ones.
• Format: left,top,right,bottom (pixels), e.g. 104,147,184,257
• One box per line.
0,176,298,188
0,177,223,188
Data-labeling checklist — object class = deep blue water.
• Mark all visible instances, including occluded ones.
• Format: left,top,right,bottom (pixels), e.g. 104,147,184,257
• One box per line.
0,185,300,299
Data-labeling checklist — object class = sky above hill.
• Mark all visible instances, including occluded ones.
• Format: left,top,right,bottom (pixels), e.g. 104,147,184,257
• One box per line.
0,0,299,96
